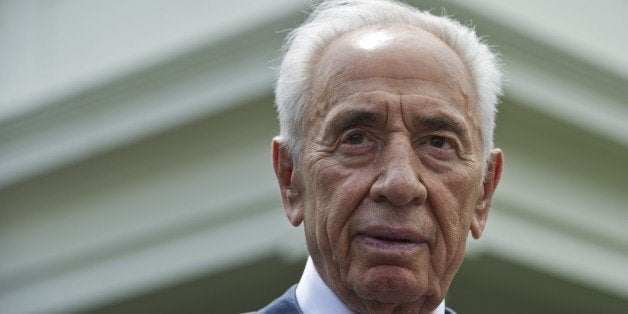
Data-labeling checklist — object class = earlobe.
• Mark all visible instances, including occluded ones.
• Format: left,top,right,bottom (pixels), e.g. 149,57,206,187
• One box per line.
471,149,503,239
271,137,304,226
284,187,303,226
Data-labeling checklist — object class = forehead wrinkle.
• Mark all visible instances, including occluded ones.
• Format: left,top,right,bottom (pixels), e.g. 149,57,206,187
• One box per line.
401,94,464,110
335,90,395,109
305,63,353,142
327,77,459,105
320,65,353,109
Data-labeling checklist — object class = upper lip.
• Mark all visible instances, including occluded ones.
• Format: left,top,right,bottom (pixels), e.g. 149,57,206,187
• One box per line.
358,226,425,243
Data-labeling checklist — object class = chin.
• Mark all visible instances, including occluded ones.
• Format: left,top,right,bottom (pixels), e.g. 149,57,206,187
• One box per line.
351,264,427,304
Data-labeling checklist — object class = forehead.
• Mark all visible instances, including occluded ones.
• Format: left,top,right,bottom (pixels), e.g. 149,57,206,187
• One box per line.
309,24,477,124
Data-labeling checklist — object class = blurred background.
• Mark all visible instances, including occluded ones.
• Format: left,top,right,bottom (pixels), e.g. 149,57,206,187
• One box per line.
1,0,627,313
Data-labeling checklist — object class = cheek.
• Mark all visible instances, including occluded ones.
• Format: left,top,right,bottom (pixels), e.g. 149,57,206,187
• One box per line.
312,163,374,258
426,167,481,273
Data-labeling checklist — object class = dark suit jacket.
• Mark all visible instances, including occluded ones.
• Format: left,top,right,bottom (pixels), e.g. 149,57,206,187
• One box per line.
258,285,457,313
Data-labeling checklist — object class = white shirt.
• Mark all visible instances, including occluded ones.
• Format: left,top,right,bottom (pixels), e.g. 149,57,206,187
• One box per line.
295,256,446,314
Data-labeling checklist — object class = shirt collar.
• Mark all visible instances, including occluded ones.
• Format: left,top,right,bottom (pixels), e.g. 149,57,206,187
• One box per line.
295,256,445,314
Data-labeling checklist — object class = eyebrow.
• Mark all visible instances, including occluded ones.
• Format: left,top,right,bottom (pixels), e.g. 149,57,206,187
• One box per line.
416,116,466,138
327,110,381,135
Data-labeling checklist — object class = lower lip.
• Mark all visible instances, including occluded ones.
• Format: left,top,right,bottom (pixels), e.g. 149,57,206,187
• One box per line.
357,234,422,251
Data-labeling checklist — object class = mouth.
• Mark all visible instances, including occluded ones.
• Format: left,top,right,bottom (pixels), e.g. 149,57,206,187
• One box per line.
356,227,425,251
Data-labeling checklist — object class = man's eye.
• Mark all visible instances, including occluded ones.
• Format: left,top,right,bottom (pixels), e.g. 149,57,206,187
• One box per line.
346,133,366,145
429,136,451,149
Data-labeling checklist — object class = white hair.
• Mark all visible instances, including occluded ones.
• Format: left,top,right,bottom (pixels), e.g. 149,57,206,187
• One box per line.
275,0,503,166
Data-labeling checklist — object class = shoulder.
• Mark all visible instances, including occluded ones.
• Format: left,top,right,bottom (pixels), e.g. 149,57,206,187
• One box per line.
257,284,302,314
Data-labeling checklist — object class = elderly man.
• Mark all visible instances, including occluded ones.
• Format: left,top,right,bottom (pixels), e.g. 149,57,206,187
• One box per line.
261,0,503,313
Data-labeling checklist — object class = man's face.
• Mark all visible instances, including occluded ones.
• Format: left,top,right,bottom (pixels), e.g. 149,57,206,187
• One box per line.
273,24,502,313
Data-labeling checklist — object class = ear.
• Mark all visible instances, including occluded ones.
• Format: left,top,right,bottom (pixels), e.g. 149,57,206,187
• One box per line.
272,137,304,226
471,148,503,239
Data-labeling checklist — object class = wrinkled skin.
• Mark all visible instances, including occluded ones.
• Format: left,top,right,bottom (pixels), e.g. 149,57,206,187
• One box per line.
272,24,503,313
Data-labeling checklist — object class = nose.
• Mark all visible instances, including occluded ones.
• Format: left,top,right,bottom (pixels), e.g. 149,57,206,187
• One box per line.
369,136,427,207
